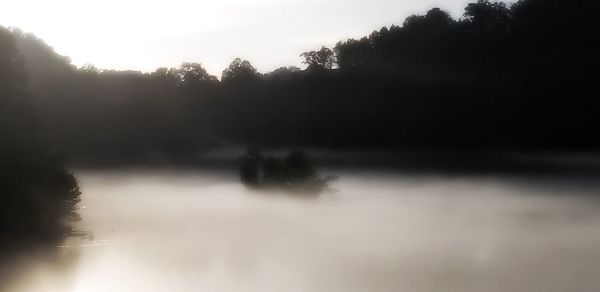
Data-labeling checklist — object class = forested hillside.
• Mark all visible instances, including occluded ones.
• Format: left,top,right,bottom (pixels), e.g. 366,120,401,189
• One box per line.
8,0,600,164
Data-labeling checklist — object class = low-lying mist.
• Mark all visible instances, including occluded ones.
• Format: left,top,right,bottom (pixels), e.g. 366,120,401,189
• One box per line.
4,169,600,292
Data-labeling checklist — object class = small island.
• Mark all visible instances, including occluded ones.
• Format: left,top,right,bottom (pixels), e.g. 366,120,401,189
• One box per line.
239,148,337,195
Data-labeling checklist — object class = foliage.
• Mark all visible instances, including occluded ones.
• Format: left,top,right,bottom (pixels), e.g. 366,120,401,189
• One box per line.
222,58,260,83
239,148,337,195
0,26,81,246
300,46,336,69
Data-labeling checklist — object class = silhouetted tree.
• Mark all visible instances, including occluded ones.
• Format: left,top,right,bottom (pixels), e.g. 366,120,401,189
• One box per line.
151,67,181,85
1,26,81,246
334,38,374,70
178,62,218,86
300,46,336,69
464,0,511,37
264,66,301,81
222,58,260,83
78,63,100,75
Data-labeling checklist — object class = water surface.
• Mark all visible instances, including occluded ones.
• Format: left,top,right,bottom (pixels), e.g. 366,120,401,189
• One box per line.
4,169,600,292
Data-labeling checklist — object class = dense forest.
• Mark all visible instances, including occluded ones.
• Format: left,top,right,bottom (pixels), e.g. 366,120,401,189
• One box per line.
0,27,81,247
3,0,600,166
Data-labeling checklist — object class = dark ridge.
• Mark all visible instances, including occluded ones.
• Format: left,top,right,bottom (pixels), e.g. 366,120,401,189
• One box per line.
2,0,598,165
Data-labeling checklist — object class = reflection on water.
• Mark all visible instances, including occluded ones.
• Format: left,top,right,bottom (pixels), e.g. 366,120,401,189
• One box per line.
3,170,600,292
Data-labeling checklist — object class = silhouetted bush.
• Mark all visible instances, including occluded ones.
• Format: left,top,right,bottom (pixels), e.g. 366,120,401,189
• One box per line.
239,148,337,195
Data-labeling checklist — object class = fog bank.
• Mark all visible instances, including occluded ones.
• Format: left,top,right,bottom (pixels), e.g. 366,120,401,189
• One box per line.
4,170,600,292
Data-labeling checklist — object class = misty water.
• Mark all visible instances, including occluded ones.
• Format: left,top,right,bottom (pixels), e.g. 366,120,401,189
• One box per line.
4,169,600,292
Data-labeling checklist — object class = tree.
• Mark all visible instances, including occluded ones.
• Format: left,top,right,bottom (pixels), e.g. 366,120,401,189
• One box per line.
300,46,336,69
78,63,100,75
464,0,511,37
178,62,218,85
403,8,454,30
334,38,374,69
221,58,259,83
151,67,181,84
1,25,81,245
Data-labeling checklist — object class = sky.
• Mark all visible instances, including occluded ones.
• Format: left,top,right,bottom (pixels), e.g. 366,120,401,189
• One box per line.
1,0,482,75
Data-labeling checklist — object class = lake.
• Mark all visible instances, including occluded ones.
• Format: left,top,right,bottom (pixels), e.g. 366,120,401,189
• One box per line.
3,168,600,292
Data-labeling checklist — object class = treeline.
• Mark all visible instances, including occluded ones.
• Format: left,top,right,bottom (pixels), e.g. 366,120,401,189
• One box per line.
9,0,600,163
1,27,81,247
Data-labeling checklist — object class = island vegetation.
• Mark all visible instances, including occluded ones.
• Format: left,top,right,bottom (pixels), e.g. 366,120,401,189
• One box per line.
239,148,337,194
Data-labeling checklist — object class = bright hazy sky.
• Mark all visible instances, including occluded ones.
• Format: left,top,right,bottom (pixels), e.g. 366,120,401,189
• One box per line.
2,0,480,75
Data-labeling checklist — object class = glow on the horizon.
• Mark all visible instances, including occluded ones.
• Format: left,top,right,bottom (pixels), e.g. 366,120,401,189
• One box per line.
1,0,478,75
